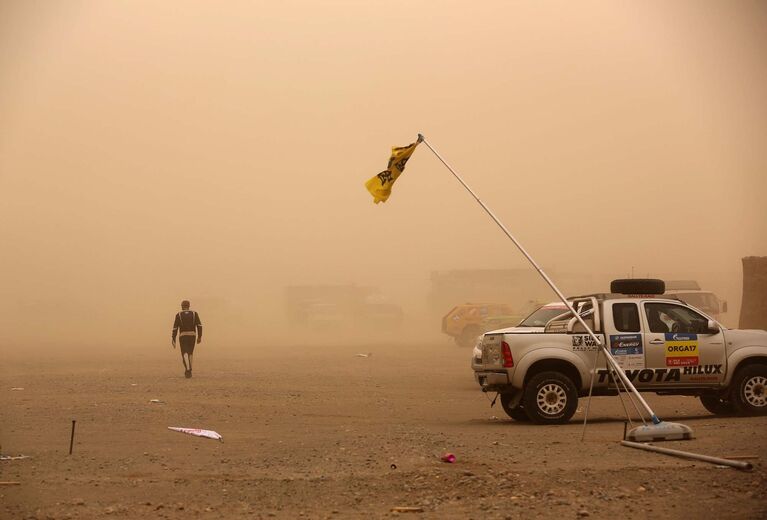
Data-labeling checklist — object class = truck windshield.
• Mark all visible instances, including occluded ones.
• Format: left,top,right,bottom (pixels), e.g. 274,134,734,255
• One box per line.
518,305,569,327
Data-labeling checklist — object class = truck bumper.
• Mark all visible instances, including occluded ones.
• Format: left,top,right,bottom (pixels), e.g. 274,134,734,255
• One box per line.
474,371,510,391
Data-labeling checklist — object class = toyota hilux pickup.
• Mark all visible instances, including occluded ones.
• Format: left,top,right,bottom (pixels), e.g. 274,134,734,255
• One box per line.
472,280,767,424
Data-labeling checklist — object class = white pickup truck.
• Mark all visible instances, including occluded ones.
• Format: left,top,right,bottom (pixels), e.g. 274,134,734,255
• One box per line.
472,280,767,424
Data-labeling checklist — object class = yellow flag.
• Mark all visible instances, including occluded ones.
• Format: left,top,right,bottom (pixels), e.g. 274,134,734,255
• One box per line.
364,141,419,204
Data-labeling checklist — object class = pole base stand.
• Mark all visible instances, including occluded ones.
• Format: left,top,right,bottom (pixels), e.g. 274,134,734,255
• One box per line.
627,421,694,442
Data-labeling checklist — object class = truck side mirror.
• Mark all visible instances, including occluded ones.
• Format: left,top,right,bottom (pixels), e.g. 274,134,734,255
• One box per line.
721,301,728,313
706,319,720,334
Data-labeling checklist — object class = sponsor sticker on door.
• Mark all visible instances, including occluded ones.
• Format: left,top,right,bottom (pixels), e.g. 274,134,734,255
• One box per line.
609,334,644,369
572,334,599,351
664,333,699,367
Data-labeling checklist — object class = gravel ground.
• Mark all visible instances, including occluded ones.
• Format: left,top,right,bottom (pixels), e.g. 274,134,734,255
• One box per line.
2,342,766,519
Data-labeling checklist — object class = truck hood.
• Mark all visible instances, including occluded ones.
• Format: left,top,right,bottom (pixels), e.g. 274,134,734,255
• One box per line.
725,328,767,345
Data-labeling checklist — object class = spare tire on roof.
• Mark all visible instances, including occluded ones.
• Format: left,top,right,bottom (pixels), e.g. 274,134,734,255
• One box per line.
610,278,665,295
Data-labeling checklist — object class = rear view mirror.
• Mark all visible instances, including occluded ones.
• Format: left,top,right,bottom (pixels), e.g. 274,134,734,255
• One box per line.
706,319,720,334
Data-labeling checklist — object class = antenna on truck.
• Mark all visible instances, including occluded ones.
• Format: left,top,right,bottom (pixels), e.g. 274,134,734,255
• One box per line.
418,133,693,442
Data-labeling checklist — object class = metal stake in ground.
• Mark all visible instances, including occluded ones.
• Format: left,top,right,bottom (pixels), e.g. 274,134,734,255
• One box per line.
418,133,692,442
69,420,76,455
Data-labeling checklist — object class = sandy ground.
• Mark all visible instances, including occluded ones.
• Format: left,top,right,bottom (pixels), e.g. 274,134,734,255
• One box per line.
2,341,766,520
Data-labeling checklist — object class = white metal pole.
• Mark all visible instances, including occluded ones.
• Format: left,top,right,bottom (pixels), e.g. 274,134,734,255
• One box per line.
621,441,753,471
418,134,663,424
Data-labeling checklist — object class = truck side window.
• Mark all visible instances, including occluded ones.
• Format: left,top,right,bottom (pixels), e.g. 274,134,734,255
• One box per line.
645,303,708,334
612,303,640,332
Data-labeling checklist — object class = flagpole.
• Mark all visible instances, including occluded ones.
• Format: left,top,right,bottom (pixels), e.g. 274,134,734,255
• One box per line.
417,133,662,425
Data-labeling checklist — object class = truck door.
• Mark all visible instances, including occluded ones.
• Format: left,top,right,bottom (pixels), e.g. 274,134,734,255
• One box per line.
642,302,726,387
605,302,646,389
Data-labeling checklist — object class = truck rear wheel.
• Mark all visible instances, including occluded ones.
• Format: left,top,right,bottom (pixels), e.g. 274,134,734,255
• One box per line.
500,393,530,422
699,393,735,415
522,371,578,424
731,364,767,416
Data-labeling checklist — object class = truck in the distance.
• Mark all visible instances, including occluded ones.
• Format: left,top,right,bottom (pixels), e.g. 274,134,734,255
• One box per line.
664,280,728,321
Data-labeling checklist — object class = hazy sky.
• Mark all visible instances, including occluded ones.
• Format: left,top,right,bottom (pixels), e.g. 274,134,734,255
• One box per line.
1,1,765,350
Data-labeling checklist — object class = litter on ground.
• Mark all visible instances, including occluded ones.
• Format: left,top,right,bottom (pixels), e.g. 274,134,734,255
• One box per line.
440,452,456,463
0,455,30,461
167,427,223,441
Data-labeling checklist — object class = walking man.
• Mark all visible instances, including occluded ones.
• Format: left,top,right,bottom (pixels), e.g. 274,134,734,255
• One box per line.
172,300,203,378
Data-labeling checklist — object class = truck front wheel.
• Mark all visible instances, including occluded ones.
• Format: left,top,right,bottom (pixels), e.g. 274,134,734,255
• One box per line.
731,364,767,416
522,371,578,424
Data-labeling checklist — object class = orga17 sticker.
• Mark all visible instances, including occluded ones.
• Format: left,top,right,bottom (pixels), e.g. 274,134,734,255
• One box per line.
664,333,699,367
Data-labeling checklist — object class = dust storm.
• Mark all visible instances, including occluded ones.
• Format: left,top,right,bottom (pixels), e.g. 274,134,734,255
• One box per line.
1,2,765,357
1,3,767,518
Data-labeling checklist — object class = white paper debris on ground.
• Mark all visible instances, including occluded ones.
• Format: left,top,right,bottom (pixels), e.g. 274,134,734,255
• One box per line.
167,427,223,441
355,353,372,358
149,399,165,404
10,388,24,391
0,455,30,461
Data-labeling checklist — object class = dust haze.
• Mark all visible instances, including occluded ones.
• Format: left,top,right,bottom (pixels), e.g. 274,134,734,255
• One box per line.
1,1,766,357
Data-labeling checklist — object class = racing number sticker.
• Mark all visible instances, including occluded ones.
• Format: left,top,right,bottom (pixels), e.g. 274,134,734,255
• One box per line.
664,333,699,367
